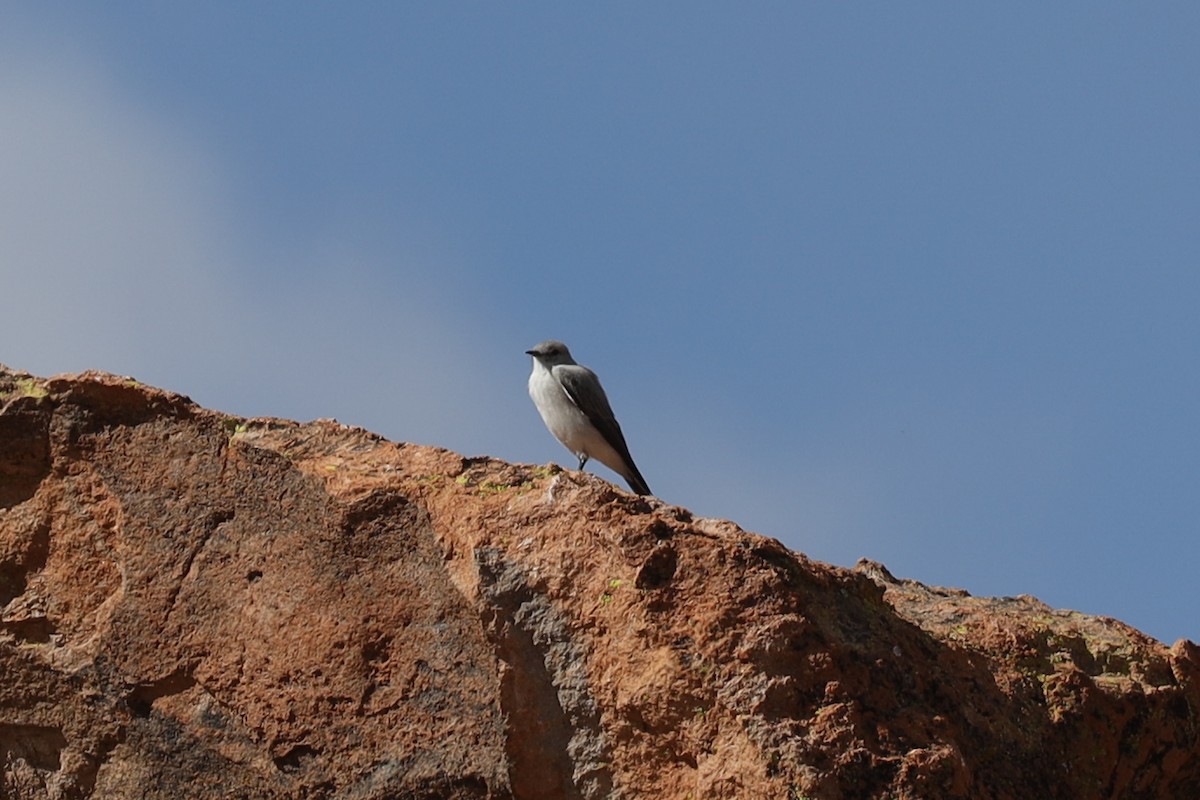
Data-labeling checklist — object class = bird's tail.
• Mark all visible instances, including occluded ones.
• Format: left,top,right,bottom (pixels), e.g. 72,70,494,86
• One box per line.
624,464,652,496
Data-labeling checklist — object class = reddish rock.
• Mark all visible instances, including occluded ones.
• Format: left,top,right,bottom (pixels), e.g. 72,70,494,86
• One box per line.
1,367,1197,799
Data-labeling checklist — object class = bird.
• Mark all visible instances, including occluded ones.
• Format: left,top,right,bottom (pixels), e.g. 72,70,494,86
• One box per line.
526,340,652,496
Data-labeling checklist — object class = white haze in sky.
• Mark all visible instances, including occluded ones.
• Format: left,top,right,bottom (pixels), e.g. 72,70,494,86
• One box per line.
0,40,518,458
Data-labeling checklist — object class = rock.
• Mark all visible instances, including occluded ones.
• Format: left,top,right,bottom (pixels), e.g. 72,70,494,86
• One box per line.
1,368,1197,799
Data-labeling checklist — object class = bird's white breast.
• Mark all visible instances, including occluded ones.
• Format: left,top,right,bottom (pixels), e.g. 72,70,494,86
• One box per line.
528,363,594,453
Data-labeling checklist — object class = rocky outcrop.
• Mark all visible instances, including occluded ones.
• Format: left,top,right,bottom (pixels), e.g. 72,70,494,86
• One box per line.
1,367,1198,799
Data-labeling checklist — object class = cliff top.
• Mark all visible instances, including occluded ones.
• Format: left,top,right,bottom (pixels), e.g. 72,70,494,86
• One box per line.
1,367,1197,799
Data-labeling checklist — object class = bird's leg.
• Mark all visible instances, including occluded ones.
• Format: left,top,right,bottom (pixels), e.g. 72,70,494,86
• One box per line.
577,454,589,470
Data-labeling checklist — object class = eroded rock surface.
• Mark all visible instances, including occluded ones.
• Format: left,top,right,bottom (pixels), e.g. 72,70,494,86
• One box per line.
1,368,1197,799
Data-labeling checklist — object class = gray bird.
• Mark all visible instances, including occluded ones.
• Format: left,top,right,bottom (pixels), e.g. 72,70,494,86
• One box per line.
526,340,652,496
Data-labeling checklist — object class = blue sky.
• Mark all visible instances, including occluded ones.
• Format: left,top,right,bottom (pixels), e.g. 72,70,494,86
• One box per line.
4,5,1198,644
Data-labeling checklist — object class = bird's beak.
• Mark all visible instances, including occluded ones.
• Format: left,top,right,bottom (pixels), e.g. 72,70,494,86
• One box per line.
524,349,536,356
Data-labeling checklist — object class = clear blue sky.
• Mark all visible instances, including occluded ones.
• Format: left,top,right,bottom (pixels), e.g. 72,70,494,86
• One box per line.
4,5,1198,644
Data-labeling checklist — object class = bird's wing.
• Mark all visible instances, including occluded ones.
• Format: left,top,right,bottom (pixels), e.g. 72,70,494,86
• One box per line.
555,363,652,496
554,365,634,457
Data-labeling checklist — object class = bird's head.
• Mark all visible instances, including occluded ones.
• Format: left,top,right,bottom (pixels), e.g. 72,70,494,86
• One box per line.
525,339,575,366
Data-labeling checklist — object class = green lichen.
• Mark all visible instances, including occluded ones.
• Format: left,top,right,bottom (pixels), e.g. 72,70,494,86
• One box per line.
11,379,48,400
450,472,538,494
